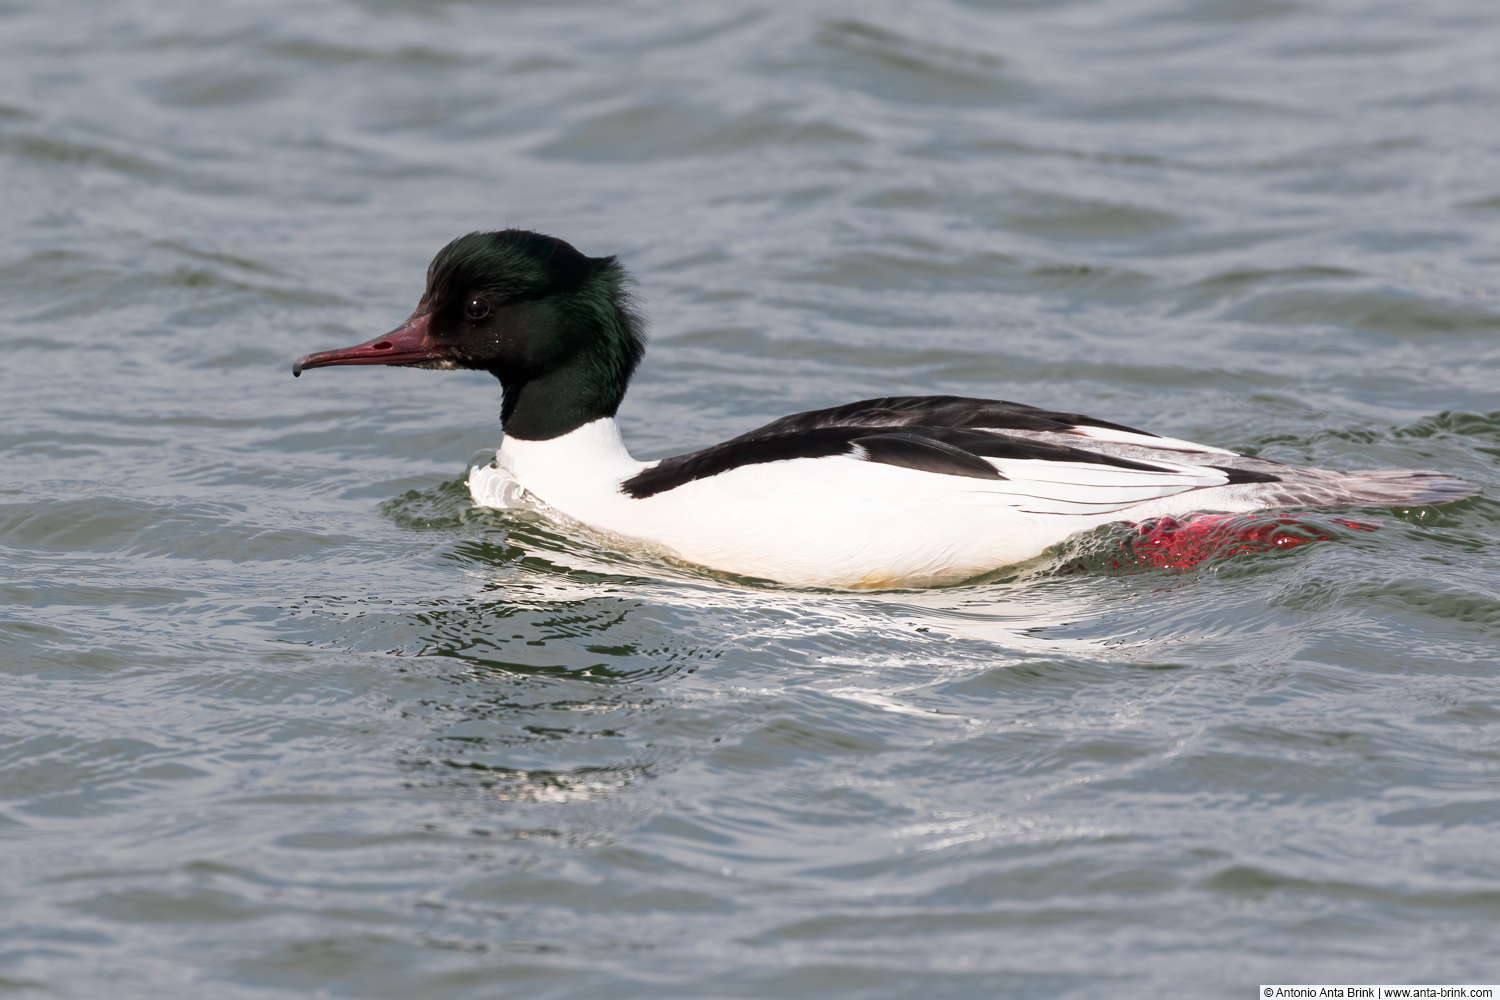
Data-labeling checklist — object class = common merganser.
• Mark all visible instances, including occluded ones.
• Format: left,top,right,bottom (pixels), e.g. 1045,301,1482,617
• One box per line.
293,229,1475,588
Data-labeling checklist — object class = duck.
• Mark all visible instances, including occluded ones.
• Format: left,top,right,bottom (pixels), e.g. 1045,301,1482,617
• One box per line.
293,229,1475,588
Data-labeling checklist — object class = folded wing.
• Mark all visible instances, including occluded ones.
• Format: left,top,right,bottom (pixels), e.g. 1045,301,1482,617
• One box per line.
621,396,1281,505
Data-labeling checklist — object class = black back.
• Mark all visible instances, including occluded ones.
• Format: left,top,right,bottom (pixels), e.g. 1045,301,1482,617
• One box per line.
741,395,1156,439
620,396,1221,499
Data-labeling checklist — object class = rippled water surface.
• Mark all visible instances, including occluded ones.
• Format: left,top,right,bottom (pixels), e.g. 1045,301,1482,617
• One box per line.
3,1,1500,996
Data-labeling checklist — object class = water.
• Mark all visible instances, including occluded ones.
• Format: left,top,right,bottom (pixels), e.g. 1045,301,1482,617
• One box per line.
3,0,1500,995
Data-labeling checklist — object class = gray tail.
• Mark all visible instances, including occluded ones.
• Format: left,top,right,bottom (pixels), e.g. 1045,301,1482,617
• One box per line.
1272,468,1478,508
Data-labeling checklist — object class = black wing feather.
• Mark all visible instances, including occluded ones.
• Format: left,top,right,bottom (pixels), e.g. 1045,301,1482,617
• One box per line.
623,427,857,499
618,395,1205,499
1212,465,1282,485
852,432,1005,480
908,427,1176,472
745,395,1158,439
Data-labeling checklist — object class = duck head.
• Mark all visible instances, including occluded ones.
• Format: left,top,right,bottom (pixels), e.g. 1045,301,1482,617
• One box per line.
293,229,645,440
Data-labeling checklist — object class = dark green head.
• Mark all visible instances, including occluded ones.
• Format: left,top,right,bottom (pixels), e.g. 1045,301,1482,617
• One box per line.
294,230,646,440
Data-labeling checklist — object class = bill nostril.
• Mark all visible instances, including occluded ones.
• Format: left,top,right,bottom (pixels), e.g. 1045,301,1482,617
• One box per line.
372,341,394,351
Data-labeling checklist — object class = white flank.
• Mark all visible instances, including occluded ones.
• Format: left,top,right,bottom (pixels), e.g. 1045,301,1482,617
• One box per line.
465,417,1276,589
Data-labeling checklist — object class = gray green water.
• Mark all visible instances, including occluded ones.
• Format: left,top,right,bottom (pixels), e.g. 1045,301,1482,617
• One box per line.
3,1,1500,996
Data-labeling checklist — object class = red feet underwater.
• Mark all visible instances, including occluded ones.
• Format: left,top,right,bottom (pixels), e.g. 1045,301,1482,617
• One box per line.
1118,513,1379,570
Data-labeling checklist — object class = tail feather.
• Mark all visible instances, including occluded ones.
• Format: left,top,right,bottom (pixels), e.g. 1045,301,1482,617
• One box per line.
1266,467,1477,508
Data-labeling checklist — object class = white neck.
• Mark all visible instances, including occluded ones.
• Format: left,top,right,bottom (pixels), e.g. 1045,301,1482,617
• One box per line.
497,417,645,492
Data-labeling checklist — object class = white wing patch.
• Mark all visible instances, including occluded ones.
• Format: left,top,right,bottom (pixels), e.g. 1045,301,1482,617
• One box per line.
983,456,1231,515
1067,424,1238,456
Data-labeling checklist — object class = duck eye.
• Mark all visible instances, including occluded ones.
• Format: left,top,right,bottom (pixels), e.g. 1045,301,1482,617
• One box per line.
465,297,490,320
